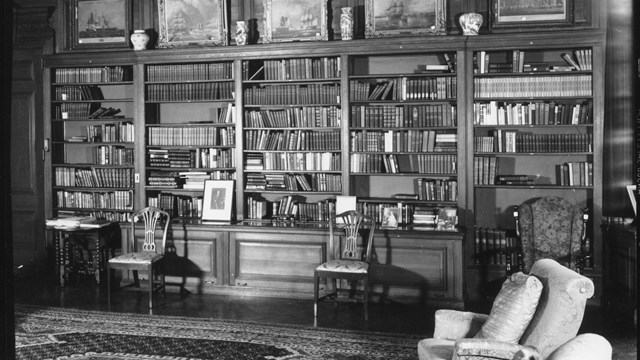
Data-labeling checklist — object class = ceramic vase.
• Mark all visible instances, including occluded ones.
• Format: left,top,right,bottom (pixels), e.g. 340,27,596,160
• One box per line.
459,13,483,36
130,30,149,51
236,21,248,46
340,7,354,40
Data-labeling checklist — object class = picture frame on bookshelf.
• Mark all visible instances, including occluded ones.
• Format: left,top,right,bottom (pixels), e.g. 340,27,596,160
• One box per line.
263,0,328,43
202,180,235,221
490,0,573,30
157,0,228,48
69,0,131,50
627,185,637,216
364,0,447,38
381,207,400,229
436,207,457,231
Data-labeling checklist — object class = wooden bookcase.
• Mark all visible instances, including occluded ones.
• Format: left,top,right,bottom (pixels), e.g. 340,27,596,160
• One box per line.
42,31,605,304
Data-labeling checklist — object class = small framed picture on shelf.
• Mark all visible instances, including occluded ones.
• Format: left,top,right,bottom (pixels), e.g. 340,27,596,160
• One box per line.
69,0,131,50
157,0,228,48
263,0,328,43
436,207,457,231
491,0,573,29
365,0,447,38
381,207,400,229
202,180,234,222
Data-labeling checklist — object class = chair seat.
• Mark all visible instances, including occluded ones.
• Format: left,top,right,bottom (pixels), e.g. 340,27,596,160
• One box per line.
417,338,455,360
315,259,369,274
109,252,163,265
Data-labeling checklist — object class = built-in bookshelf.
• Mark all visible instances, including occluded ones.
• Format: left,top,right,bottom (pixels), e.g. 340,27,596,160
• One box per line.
348,52,460,229
143,61,236,218
470,46,598,278
50,66,135,222
241,56,342,221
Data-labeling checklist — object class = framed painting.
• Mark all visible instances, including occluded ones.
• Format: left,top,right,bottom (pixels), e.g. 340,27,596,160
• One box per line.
157,0,228,48
263,0,328,43
491,0,573,29
70,0,131,50
202,180,235,222
365,0,447,38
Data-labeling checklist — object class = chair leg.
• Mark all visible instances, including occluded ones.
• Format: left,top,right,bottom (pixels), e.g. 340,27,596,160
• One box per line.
314,274,319,318
148,265,153,310
107,263,111,311
133,270,140,288
363,277,369,321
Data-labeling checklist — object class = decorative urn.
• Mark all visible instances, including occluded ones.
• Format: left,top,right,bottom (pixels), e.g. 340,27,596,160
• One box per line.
130,30,149,50
459,13,483,36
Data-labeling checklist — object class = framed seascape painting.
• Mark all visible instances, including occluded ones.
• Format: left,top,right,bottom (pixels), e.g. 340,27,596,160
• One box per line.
157,0,228,48
491,0,573,29
365,0,447,38
70,0,131,50
202,180,234,222
263,0,328,43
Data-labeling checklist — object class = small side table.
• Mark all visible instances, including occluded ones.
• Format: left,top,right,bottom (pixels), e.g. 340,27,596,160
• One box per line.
48,221,120,287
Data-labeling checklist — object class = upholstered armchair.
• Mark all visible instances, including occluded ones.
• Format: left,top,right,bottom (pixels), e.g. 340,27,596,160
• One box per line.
417,259,595,360
514,333,612,360
513,196,590,273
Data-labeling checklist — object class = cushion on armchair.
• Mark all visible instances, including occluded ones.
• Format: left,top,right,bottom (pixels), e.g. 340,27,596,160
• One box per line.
474,272,543,343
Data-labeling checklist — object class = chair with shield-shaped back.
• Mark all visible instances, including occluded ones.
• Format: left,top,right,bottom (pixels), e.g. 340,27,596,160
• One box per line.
314,210,375,321
107,207,170,311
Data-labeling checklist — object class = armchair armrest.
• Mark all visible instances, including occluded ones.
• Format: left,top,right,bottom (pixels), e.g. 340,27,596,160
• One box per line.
433,309,489,340
454,338,538,360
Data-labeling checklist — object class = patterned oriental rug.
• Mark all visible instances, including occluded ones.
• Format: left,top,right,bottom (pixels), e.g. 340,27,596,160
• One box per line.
15,304,423,360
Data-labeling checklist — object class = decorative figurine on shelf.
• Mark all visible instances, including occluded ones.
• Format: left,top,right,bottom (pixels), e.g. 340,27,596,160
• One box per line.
130,30,149,50
236,20,248,45
340,7,354,40
459,12,483,36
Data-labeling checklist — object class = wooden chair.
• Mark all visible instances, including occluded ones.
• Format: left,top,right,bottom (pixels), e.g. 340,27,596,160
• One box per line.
314,210,375,321
513,196,590,273
107,207,170,311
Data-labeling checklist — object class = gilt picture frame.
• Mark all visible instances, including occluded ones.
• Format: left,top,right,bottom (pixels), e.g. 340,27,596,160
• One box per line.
70,0,131,50
263,0,328,43
157,0,228,48
365,0,447,38
202,180,234,222
491,0,573,29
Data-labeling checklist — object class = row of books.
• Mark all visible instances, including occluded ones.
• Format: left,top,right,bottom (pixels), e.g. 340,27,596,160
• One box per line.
243,84,340,105
85,210,131,222
243,106,341,128
85,123,135,143
56,103,122,120
55,167,133,188
56,190,133,210
54,85,104,101
350,153,457,174
474,49,592,74
349,130,457,153
147,170,236,189
416,178,458,202
259,57,340,80
474,132,592,153
244,129,341,151
55,66,131,84
557,162,593,187
147,193,203,218
92,145,134,165
246,152,341,172
350,104,457,128
473,100,593,126
473,227,519,266
356,202,457,230
474,75,592,98
246,196,333,221
245,173,342,192
146,63,233,82
148,148,235,169
147,126,235,146
350,76,457,101
473,156,499,185
145,82,234,102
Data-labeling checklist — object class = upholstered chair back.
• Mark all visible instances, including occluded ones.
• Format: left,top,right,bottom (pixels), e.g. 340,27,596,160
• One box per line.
519,258,594,358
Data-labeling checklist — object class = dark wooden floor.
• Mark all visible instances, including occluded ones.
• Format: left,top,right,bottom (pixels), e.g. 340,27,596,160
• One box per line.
12,264,637,359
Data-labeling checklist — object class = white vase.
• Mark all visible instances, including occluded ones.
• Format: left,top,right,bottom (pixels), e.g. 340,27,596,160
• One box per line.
459,13,483,36
340,7,354,40
130,30,149,51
